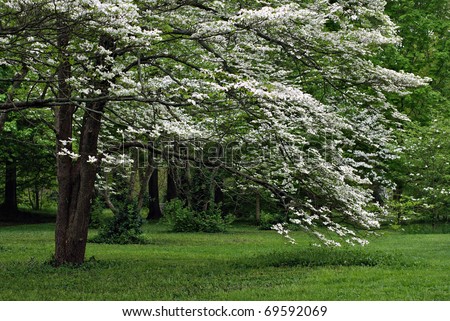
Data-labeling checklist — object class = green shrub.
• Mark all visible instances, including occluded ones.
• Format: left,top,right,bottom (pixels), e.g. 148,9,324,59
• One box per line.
258,211,283,230
89,197,105,229
164,199,234,233
90,200,145,244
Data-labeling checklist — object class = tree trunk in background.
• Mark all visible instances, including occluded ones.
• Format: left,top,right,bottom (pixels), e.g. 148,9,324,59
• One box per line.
0,113,7,132
180,161,193,208
147,166,162,220
34,185,40,211
166,165,178,201
128,149,139,201
137,164,153,213
1,160,18,216
0,66,29,216
214,184,224,205
371,182,384,206
393,184,403,201
255,193,261,223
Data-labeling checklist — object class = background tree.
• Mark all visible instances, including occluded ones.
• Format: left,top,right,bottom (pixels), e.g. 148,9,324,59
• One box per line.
382,0,450,225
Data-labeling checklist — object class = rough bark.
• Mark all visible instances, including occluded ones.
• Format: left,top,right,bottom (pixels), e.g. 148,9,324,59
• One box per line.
54,26,110,265
54,102,104,265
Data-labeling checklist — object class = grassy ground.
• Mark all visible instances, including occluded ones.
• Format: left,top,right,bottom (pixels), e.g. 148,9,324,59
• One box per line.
0,222,448,300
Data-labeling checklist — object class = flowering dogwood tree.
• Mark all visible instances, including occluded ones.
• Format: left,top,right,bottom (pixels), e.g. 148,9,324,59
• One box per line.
0,0,427,264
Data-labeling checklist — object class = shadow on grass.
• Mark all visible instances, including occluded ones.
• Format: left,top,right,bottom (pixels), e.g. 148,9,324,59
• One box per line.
0,209,55,226
237,247,419,269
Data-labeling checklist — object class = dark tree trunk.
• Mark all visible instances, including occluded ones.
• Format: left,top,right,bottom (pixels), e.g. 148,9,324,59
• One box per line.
1,160,18,216
34,186,40,211
393,184,403,202
54,102,103,265
179,161,193,207
214,183,224,205
166,165,178,201
28,186,40,211
137,164,152,213
255,193,261,223
371,183,384,206
147,166,162,220
0,113,7,132
54,26,110,266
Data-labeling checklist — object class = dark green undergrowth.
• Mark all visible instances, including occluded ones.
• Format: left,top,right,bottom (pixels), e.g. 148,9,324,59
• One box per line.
0,223,449,300
400,223,450,234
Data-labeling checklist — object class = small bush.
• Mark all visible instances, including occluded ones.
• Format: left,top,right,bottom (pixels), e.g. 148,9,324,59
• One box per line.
258,211,283,230
90,201,145,244
89,197,105,229
164,199,234,233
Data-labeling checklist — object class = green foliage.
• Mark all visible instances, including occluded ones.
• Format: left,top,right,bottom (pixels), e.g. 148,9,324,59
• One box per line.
88,197,106,229
163,199,197,231
390,120,450,223
258,211,284,230
90,200,144,244
381,0,450,225
0,109,56,211
385,0,450,105
387,195,424,225
164,199,234,233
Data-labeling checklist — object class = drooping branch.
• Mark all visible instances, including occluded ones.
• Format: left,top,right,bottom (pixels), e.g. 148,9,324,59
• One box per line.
0,96,191,112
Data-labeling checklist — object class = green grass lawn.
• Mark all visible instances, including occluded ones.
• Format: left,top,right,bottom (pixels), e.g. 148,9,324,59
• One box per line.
0,222,448,300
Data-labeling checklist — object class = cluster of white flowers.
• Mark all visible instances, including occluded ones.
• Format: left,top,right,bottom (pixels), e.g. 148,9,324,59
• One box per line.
57,148,80,160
